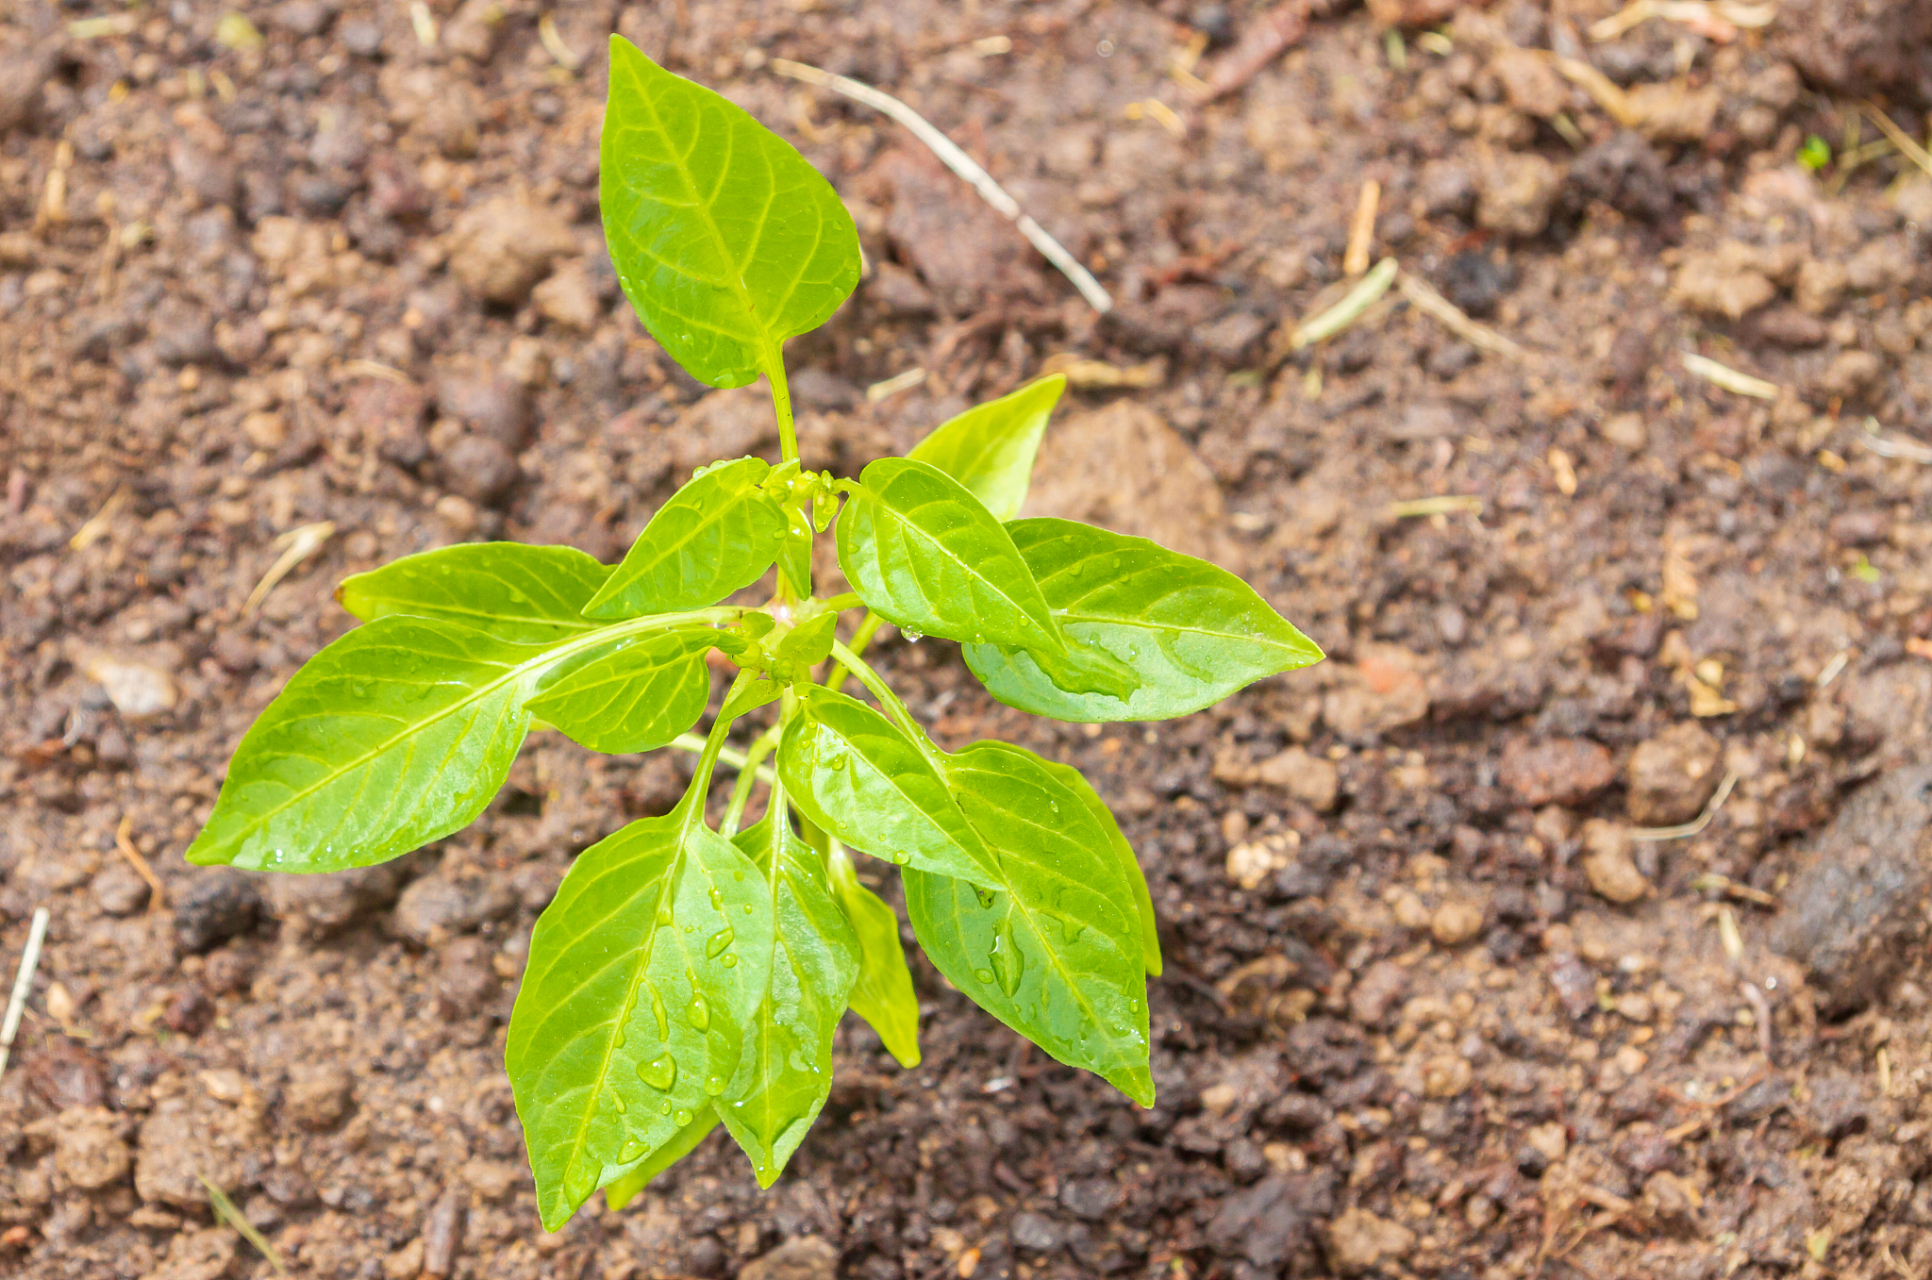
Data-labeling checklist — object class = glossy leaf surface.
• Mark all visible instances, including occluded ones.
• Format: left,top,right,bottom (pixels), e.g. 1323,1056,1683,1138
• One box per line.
336,543,612,643
506,794,775,1230
906,375,1064,521
778,687,997,887
904,742,1153,1106
525,630,717,754
186,617,554,872
1038,758,1161,977
964,519,1323,721
829,847,922,1068
720,808,859,1186
835,458,1064,655
584,458,785,619
602,37,862,388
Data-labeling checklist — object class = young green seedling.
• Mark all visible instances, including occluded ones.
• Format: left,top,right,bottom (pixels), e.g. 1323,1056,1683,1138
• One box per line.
186,37,1324,1230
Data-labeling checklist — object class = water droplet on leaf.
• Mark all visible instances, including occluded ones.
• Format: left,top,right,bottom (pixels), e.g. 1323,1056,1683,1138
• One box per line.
687,995,710,1030
706,927,735,958
638,1053,677,1091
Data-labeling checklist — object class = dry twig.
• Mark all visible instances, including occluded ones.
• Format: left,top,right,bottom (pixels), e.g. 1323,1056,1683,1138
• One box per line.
1681,351,1778,400
0,908,51,1083
69,484,130,551
771,59,1113,313
1292,257,1397,349
1395,271,1526,360
244,521,336,618
1628,768,1738,842
1860,102,1932,177
1343,180,1381,278
115,815,166,914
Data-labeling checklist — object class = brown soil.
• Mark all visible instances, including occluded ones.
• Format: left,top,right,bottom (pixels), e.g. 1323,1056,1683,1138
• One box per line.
6,1,1932,1278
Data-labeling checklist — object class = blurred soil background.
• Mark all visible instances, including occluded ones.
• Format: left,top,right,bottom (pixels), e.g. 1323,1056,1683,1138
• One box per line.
8,0,1932,1276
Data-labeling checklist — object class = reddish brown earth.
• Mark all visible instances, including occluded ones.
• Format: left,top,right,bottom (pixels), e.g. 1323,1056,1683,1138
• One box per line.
7,1,1932,1277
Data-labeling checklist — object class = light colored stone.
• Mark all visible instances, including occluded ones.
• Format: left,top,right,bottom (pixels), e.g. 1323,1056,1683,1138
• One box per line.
1226,831,1300,891
1328,1207,1416,1275
1430,899,1485,947
1581,819,1648,904
1254,746,1339,811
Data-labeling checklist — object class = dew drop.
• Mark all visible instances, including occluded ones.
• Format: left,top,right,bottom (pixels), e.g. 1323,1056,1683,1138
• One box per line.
988,919,1025,996
610,1091,628,1115
704,1075,725,1097
638,1053,677,1091
687,995,710,1030
733,870,745,882
674,1109,694,1126
973,886,997,910
618,1139,647,1163
650,992,669,1040
657,906,673,926
659,1101,673,1116
974,968,995,984
722,954,737,968
742,903,753,915
706,927,735,958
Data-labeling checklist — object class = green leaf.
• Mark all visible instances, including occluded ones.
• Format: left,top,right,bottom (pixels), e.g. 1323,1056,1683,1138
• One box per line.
906,375,1064,521
720,806,859,1186
903,742,1153,1106
525,630,717,754
185,617,554,872
828,847,922,1068
604,1106,719,1211
779,687,997,887
506,789,776,1231
964,519,1324,721
775,611,837,667
719,671,785,720
835,458,1064,656
585,458,786,620
601,36,862,389
1036,758,1161,977
336,543,613,643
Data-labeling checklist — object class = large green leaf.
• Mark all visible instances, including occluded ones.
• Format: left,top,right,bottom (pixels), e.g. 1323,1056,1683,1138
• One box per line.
835,458,1063,654
584,458,786,620
336,543,612,643
720,806,859,1186
506,791,776,1231
601,36,862,389
1037,758,1161,978
964,519,1323,721
907,375,1065,521
903,742,1153,1106
604,1106,720,1211
185,617,556,872
778,687,997,887
525,630,717,754
828,846,922,1068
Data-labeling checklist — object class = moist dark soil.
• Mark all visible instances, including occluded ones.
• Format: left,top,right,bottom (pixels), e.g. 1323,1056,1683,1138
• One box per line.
8,1,1932,1277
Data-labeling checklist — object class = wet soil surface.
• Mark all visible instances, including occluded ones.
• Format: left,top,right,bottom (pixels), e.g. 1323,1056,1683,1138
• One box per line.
8,0,1932,1277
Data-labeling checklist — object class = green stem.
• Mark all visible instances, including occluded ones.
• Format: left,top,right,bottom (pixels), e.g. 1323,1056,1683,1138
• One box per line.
719,719,784,839
824,611,884,696
670,732,776,785
765,349,798,463
830,639,947,776
676,674,755,839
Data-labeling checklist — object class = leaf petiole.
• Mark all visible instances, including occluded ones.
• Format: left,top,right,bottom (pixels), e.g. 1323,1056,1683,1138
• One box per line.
822,610,884,697
828,640,943,774
766,351,798,463
669,732,778,786
719,717,785,839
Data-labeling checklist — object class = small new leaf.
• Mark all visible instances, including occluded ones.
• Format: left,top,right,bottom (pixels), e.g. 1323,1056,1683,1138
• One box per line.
904,742,1153,1106
506,787,776,1231
836,458,1064,656
906,375,1064,521
721,805,859,1186
186,617,554,872
779,687,998,887
337,543,612,643
828,847,922,1068
584,458,786,619
602,37,862,389
526,630,717,754
964,519,1323,721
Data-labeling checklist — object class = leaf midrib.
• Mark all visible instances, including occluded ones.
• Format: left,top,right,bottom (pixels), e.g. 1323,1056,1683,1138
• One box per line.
209,613,715,859
628,65,781,375
861,469,1062,652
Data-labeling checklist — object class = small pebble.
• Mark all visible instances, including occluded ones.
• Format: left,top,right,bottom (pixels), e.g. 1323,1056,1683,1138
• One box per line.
1430,899,1485,947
